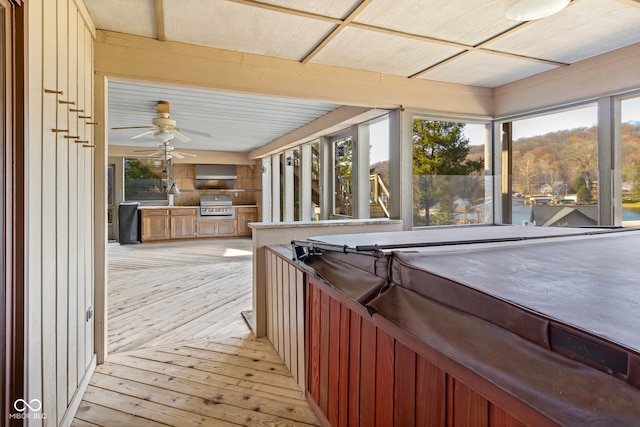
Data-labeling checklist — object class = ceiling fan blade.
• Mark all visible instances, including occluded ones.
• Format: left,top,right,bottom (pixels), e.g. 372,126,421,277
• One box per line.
171,152,185,159
172,131,191,143
111,125,155,130
144,151,162,157
178,128,212,138
131,130,157,139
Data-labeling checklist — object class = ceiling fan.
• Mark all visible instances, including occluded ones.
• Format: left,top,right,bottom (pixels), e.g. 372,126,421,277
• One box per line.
135,137,197,160
111,100,211,143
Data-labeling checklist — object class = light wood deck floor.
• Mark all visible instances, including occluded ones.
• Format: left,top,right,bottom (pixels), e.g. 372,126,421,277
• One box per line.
73,238,319,427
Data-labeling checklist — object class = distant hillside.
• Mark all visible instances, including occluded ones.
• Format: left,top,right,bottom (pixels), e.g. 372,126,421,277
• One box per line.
370,121,640,195
511,122,640,195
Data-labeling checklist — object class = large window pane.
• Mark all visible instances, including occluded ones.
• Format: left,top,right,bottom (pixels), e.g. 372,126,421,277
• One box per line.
334,136,353,217
621,96,640,226
412,120,489,227
370,118,390,218
510,105,598,226
311,141,320,220
124,158,166,202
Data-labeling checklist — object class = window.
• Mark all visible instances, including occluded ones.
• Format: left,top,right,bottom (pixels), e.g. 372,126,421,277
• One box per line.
123,158,166,201
620,96,640,226
412,120,490,227
510,105,598,227
370,117,390,218
333,136,353,217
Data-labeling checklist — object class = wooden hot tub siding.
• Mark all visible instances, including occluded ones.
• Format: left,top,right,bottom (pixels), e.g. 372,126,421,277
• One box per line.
305,274,555,427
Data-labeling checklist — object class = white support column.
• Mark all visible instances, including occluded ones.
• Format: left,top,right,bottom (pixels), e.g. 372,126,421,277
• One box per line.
388,109,413,230
598,96,622,226
352,124,371,218
300,143,313,222
283,149,295,222
271,153,281,222
319,136,333,220
261,157,271,223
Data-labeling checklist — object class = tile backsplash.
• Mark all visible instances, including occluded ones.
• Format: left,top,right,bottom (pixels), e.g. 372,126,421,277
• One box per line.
172,163,262,207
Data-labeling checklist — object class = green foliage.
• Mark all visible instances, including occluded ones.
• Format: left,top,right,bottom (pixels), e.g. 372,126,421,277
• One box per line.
124,158,162,201
572,171,593,203
412,120,484,226
125,158,158,179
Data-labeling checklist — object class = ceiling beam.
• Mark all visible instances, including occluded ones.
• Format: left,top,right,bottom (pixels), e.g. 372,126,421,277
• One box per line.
248,106,385,159
94,31,493,117
154,0,166,41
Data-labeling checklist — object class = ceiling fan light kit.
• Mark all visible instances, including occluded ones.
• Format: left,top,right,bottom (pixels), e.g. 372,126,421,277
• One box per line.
505,0,570,21
111,100,211,143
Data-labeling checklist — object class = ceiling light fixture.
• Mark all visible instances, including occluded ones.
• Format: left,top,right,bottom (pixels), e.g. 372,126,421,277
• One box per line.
505,0,570,21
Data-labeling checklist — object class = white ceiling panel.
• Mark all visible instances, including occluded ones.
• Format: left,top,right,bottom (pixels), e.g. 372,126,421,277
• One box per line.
108,80,340,153
83,0,156,38
485,0,640,63
310,26,464,77
163,0,336,60
256,0,361,19
418,51,559,88
353,0,517,46
81,0,640,153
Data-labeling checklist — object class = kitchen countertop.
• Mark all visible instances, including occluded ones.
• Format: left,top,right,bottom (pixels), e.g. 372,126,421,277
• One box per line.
137,204,257,209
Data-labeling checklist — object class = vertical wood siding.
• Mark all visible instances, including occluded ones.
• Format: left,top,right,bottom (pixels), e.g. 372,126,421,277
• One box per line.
26,1,96,425
306,275,530,427
264,246,306,391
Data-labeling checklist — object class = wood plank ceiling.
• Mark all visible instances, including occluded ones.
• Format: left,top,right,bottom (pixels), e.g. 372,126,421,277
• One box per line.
85,0,640,152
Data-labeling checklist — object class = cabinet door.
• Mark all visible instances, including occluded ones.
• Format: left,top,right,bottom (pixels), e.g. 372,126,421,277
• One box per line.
197,221,218,237
171,215,196,239
141,215,170,241
237,214,255,236
217,220,237,236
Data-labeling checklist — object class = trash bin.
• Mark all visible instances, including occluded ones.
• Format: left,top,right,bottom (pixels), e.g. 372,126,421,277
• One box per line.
118,202,140,244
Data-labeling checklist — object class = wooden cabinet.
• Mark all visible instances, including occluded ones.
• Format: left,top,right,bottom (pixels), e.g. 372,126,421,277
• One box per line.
170,208,197,239
141,205,256,240
236,206,257,236
141,209,170,241
197,219,237,237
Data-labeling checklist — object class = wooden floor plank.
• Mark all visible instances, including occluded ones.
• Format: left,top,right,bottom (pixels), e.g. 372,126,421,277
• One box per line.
103,353,307,400
74,239,319,426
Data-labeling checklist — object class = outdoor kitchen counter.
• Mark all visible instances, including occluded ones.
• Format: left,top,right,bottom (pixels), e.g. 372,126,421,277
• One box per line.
138,205,257,241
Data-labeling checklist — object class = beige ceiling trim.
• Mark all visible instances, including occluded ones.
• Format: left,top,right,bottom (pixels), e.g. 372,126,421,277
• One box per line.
302,0,373,63
108,144,256,165
350,22,473,51
408,51,472,79
154,0,166,41
248,105,378,158
227,0,342,25
613,0,640,7
480,48,569,67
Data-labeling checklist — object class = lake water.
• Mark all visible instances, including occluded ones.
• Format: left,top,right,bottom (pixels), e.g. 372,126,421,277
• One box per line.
511,204,640,224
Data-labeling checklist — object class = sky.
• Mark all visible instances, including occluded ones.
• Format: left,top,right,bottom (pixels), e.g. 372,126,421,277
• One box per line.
368,96,640,163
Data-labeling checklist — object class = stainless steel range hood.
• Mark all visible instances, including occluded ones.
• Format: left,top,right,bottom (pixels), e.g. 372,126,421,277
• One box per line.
195,164,237,189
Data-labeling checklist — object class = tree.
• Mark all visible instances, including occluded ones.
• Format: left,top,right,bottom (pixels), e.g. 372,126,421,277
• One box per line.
412,121,484,225
573,171,593,203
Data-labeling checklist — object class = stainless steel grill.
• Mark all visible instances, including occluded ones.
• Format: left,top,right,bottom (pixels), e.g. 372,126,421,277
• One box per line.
200,195,235,217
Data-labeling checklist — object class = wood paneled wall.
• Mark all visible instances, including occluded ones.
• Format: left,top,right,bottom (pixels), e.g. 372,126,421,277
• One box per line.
25,1,96,425
306,275,545,427
264,246,305,391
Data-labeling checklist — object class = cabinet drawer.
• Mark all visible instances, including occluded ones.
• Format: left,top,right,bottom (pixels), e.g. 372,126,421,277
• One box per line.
171,208,197,216
236,206,257,214
141,209,169,217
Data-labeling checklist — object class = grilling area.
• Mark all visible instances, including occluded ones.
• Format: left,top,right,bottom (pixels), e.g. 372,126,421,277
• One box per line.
200,194,235,218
